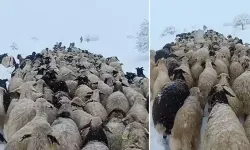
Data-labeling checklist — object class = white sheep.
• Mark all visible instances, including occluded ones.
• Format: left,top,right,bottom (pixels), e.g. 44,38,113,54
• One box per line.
214,53,228,75
202,103,250,149
52,99,82,150
122,86,145,106
121,121,149,150
232,68,250,115
105,91,130,115
152,58,170,101
191,58,204,86
5,98,60,150
169,87,203,150
198,59,218,108
229,55,244,85
175,57,194,89
82,141,109,150
75,84,93,103
105,117,125,150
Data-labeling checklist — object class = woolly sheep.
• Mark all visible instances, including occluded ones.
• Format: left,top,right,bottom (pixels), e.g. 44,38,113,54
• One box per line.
202,103,250,149
75,84,93,103
198,59,217,108
152,69,190,137
214,53,228,75
232,68,250,115
229,55,244,85
105,91,130,115
52,100,82,150
123,86,144,106
65,80,78,97
105,117,125,150
122,97,148,126
5,98,60,150
152,58,171,101
190,47,209,66
11,81,43,101
97,80,113,106
85,91,108,121
191,58,204,86
4,98,57,141
8,77,23,93
175,57,194,89
121,122,149,150
71,109,93,130
169,87,203,150
244,115,250,142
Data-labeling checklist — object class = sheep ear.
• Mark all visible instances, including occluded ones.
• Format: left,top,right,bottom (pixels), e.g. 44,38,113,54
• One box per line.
211,62,216,67
143,127,149,137
20,134,32,142
103,125,112,134
222,86,236,97
122,83,129,87
11,87,21,93
47,134,60,146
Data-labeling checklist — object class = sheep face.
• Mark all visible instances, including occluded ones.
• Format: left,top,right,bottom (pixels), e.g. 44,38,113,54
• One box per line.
84,117,109,146
207,85,230,112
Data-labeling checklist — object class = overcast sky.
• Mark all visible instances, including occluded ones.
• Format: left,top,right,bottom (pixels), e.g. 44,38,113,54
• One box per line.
0,0,149,76
150,0,250,50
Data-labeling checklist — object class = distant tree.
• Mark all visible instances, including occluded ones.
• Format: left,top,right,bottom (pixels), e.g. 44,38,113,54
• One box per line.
10,42,18,50
224,13,250,30
160,26,176,37
84,34,99,42
135,19,149,53
233,13,250,30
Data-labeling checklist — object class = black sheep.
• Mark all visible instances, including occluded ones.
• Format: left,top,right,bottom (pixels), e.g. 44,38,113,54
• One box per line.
83,119,109,147
0,79,8,90
135,67,146,77
25,52,36,61
154,47,173,63
11,63,20,77
0,53,8,64
0,80,11,113
75,76,90,86
42,70,68,93
124,72,136,84
207,85,231,113
0,133,7,143
152,69,189,138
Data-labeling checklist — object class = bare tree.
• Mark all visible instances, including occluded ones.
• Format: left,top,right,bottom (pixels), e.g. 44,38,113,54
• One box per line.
233,13,250,30
160,26,176,37
84,34,99,42
10,42,18,50
135,19,149,53
225,13,250,30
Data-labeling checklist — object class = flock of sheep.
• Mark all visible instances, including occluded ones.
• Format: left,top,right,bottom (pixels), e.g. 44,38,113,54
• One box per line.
0,42,149,150
150,29,250,150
